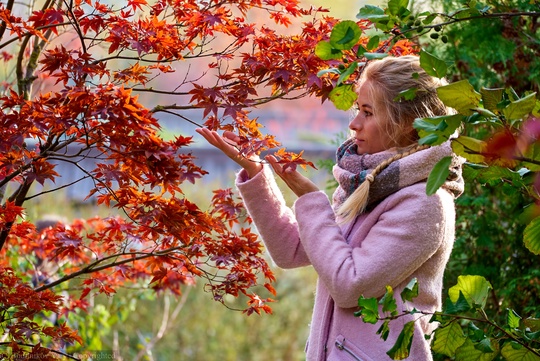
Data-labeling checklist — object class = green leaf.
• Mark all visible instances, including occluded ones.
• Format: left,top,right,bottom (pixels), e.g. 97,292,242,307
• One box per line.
452,136,486,163
437,80,481,115
422,13,438,25
315,40,343,60
524,216,540,255
455,338,498,361
395,88,418,101
432,322,466,357
419,49,448,78
364,52,389,60
330,21,362,50
380,285,398,314
386,321,415,360
507,308,522,330
329,84,357,111
377,320,391,341
426,156,452,195
448,275,492,309
444,292,472,314
337,61,358,86
357,5,388,22
400,278,419,302
413,114,463,145
480,87,504,113
501,341,540,361
387,0,409,16
356,296,380,324
503,92,537,121
366,35,380,51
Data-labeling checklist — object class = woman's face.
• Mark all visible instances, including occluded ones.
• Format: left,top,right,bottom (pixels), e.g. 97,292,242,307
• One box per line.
348,81,395,155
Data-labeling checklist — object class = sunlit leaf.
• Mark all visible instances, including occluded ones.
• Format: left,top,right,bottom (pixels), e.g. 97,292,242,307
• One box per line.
329,84,357,110
448,275,492,309
452,136,487,163
503,92,537,121
380,285,398,315
524,216,540,255
315,40,343,60
420,49,448,78
437,80,481,115
356,296,380,324
507,308,522,330
480,87,504,113
386,321,415,360
329,20,362,50
432,322,466,357
455,338,498,361
501,342,540,361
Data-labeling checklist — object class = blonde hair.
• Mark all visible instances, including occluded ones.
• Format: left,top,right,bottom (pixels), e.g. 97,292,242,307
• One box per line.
337,56,450,223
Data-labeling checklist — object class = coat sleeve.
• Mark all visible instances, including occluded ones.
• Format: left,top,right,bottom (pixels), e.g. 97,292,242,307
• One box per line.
294,182,454,309
236,166,311,268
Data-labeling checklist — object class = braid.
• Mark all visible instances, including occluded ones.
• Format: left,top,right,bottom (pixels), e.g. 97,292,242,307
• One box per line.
336,144,429,224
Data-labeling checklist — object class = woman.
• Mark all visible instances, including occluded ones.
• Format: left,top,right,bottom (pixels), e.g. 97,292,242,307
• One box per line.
196,55,464,361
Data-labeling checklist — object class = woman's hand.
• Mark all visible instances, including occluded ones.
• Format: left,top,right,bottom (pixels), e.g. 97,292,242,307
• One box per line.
195,128,263,178
265,155,320,197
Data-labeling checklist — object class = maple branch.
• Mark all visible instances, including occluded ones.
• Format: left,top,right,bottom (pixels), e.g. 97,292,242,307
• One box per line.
62,0,87,54
0,342,78,360
0,178,34,251
33,246,188,292
0,0,15,40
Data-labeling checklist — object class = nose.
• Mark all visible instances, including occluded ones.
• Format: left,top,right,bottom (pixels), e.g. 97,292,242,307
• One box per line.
349,112,363,132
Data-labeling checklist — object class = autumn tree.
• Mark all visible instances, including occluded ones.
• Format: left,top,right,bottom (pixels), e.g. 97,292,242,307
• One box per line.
0,0,353,358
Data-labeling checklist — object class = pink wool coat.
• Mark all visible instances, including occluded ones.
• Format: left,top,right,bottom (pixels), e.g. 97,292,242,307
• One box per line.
236,165,459,361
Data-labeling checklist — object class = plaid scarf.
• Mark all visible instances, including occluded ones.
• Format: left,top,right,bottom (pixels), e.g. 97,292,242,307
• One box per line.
332,139,465,212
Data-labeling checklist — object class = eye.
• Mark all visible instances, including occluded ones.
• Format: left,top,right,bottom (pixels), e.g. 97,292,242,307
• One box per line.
363,110,373,117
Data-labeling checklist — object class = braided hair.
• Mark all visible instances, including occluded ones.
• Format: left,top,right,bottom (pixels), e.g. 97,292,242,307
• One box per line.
336,56,452,223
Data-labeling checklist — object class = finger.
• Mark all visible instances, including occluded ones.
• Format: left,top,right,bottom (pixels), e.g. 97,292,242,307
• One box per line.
223,131,241,144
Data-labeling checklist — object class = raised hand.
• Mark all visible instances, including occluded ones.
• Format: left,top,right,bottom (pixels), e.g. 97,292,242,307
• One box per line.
265,155,319,197
195,128,263,178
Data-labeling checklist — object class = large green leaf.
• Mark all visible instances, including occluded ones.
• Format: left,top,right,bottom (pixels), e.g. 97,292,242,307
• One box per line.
501,342,540,361
413,114,463,145
426,156,452,195
329,84,357,111
452,136,486,163
356,5,389,22
524,216,540,255
387,0,409,16
503,92,537,121
480,87,504,113
448,275,492,309
437,80,481,115
330,20,362,50
420,49,448,78
432,322,466,357
386,321,415,360
314,40,343,60
454,338,498,361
